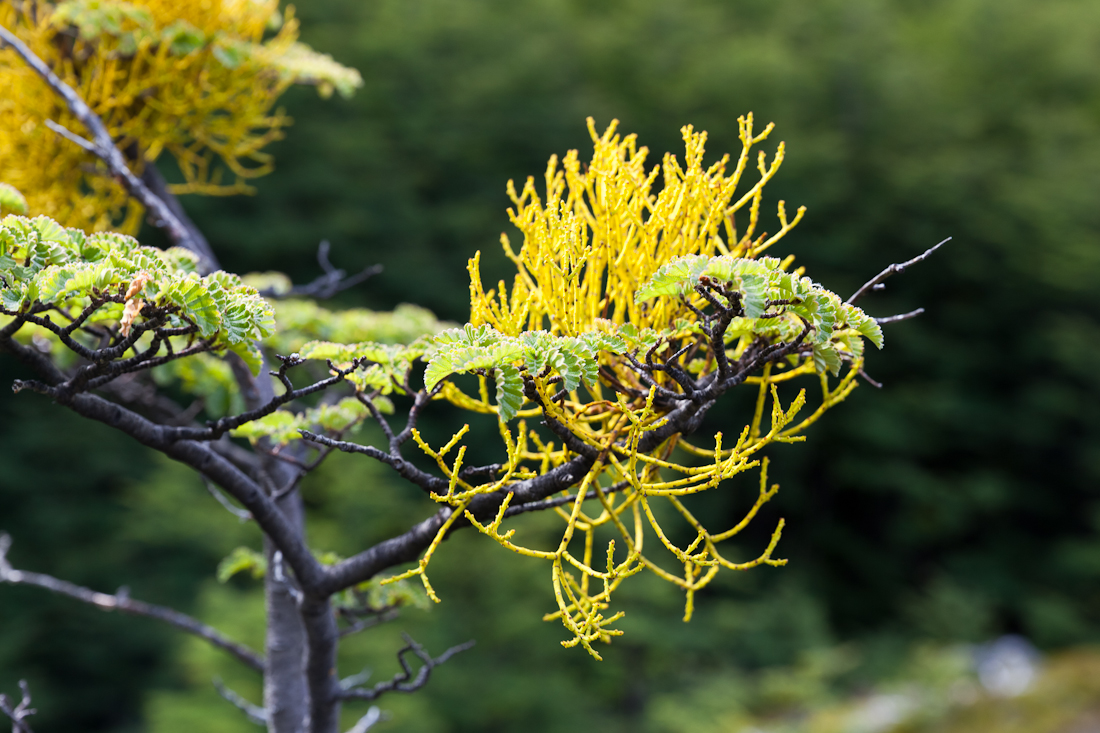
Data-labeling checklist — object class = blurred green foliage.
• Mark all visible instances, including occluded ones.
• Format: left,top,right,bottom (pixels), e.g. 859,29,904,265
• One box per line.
3,0,1099,729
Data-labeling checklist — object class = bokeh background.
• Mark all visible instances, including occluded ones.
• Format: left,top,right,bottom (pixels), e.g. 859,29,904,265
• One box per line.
2,0,1100,730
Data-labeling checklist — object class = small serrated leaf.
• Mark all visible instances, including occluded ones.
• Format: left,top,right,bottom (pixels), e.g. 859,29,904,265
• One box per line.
423,352,456,390
494,364,524,421
634,255,711,302
812,343,842,377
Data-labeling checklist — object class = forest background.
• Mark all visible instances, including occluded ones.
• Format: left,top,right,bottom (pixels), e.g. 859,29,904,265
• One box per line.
1,0,1099,730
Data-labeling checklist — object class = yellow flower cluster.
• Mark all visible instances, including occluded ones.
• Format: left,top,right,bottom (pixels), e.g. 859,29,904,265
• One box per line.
0,0,360,232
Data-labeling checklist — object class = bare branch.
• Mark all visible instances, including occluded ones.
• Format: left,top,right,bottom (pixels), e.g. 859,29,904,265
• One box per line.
858,368,884,389
340,669,373,691
43,118,96,152
213,678,267,726
298,431,448,495
846,237,950,305
346,706,385,733
338,608,400,639
165,356,361,442
262,241,384,300
202,477,253,522
0,24,219,270
875,307,925,325
341,635,475,701
0,533,264,672
0,331,330,595
0,680,36,733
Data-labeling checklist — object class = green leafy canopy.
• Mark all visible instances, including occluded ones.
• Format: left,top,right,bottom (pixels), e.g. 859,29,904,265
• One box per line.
0,213,276,371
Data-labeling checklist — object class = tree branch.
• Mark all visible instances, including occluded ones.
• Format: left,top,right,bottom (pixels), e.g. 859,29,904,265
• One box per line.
846,237,950,305
165,356,361,442
875,307,925,324
0,24,219,271
262,241,383,300
202,477,253,522
0,533,264,672
341,635,474,701
213,678,268,726
345,706,385,733
298,431,448,495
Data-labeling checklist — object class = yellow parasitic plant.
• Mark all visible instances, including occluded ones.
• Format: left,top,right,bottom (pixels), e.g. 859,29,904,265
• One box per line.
0,0,360,233
317,116,882,658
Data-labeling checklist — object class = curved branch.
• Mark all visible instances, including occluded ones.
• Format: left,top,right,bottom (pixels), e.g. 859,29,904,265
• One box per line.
213,678,268,726
0,24,219,271
0,533,264,671
340,635,474,701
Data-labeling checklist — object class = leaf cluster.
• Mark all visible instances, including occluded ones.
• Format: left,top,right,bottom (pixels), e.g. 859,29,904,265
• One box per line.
639,253,883,376
0,213,275,370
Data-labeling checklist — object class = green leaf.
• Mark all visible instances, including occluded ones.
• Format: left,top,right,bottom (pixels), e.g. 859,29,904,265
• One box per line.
152,352,243,418
217,547,267,582
0,184,27,215
845,304,884,349
227,340,264,376
737,272,769,319
423,352,456,391
162,20,206,55
230,410,302,445
634,255,711,302
310,397,369,433
812,343,842,377
494,364,525,421
298,340,359,363
557,345,586,392
212,39,249,69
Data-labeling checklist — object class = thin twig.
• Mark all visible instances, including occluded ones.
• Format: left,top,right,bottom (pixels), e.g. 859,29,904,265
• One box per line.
502,481,630,519
340,668,373,691
202,477,253,522
875,307,925,325
43,118,96,152
338,608,401,638
165,357,363,441
0,680,35,733
298,431,448,494
0,533,264,671
345,706,385,733
846,237,951,305
263,240,384,299
341,635,475,701
858,368,884,389
213,678,267,726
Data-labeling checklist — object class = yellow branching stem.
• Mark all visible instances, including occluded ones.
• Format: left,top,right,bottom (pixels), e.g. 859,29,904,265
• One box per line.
0,0,360,232
357,118,880,657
